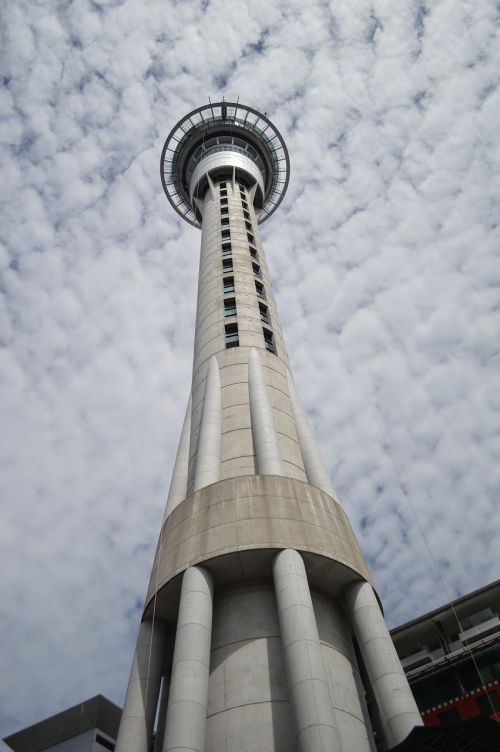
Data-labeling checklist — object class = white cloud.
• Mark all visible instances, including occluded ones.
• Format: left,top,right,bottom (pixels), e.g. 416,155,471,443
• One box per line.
1,0,499,740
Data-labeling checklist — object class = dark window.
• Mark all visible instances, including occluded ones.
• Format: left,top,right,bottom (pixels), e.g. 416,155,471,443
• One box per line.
221,216,230,227
252,263,261,278
437,707,460,726
223,258,233,273
223,276,235,293
221,206,229,216
255,280,265,299
220,190,227,198
476,691,500,715
259,303,269,324
225,322,239,348
221,229,231,240
219,182,227,189
243,210,250,220
224,298,237,317
263,327,275,353
249,246,257,259
247,233,254,243
241,200,248,209
222,242,232,256
96,735,115,751
221,197,228,206
245,221,252,231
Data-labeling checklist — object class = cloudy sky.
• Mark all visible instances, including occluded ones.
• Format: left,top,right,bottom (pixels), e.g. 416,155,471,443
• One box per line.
1,0,499,740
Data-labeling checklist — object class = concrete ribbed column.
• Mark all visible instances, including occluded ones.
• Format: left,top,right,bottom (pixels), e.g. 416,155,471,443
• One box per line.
115,618,169,752
164,395,192,519
345,581,423,748
287,372,335,497
248,348,283,475
162,566,214,752
273,549,341,752
193,357,221,492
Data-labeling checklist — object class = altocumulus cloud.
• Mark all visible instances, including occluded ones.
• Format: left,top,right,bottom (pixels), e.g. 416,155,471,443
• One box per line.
1,0,499,738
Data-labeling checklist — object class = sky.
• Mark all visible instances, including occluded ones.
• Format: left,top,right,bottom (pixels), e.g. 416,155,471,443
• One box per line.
1,0,500,741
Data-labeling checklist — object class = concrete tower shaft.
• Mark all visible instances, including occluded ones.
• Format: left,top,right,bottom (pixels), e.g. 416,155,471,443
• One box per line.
115,103,422,752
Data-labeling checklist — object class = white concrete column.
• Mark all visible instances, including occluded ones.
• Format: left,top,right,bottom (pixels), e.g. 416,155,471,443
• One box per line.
287,372,335,498
344,581,423,748
193,357,221,492
248,348,283,475
115,618,169,752
162,566,214,752
273,549,341,752
164,394,192,519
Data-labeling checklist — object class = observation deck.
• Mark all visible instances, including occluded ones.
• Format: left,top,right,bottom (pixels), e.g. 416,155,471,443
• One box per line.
160,101,290,228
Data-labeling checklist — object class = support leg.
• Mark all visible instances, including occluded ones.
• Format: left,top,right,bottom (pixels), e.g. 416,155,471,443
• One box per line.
162,566,214,752
345,581,422,748
273,549,341,752
115,618,168,752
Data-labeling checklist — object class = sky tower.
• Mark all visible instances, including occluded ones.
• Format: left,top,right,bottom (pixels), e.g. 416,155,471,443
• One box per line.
115,101,423,752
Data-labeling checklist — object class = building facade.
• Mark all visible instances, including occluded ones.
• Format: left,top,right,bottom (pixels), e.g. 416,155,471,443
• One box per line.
114,102,422,752
391,579,500,728
4,696,120,752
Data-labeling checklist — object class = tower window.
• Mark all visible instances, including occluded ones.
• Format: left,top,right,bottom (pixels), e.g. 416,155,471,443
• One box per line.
222,242,232,256
243,210,250,220
255,280,265,299
250,247,257,260
252,263,261,278
221,206,229,216
220,190,227,198
245,221,252,231
241,200,248,210
224,298,237,317
259,303,270,324
263,328,275,353
223,276,235,293
219,182,227,189
221,197,228,206
223,258,233,273
221,229,231,240
247,233,254,243
225,322,239,348
221,216,230,227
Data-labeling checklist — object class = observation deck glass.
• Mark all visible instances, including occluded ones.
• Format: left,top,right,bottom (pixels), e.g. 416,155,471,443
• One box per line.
161,102,290,228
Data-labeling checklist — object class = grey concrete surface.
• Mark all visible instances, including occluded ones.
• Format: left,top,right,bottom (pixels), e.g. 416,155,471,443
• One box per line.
287,372,336,498
162,566,214,752
345,581,423,748
248,348,284,475
145,475,371,609
164,395,191,519
193,356,221,492
206,584,294,752
273,549,341,752
115,618,168,752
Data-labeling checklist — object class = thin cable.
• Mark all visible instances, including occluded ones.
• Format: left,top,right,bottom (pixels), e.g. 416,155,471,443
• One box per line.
337,350,497,716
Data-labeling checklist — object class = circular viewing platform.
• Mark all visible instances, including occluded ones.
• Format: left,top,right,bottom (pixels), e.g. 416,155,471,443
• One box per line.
161,101,290,228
